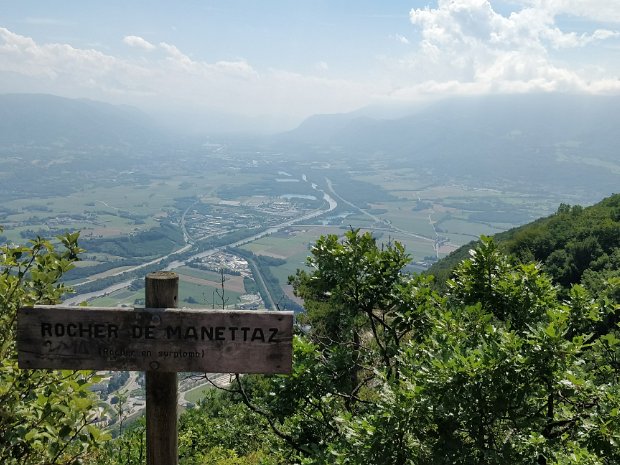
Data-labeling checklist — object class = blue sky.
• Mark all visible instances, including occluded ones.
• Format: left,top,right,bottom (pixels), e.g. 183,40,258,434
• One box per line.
1,1,619,131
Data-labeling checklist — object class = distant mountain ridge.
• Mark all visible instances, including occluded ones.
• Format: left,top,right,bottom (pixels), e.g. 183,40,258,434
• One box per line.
284,93,619,153
277,93,620,196
0,93,166,146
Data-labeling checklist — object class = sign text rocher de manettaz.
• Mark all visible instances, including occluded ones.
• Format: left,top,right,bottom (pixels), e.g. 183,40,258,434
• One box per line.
18,306,294,374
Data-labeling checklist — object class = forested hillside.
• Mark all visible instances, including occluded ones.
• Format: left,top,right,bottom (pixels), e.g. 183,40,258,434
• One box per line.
429,193,620,297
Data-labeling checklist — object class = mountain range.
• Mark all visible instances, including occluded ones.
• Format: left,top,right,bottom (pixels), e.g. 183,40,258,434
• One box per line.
277,93,620,197
0,93,165,146
1,92,618,198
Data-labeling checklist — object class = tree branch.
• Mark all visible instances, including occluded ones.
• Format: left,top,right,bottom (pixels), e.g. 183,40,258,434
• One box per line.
234,374,311,456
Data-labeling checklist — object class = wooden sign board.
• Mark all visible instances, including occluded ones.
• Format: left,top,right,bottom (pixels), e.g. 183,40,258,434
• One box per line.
18,306,293,374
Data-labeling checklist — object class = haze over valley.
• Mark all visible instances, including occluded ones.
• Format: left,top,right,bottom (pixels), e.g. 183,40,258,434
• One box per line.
0,91,618,312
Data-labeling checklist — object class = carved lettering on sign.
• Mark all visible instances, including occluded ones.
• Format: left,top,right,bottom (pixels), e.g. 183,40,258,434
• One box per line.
18,306,294,374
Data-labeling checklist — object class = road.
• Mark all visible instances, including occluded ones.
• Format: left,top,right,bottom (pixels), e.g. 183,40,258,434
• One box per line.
325,177,435,244
180,199,199,244
245,254,277,309
64,279,135,305
65,174,441,306
65,179,337,305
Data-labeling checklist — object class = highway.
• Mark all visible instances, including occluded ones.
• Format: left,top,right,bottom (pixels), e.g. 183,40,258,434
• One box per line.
64,178,337,305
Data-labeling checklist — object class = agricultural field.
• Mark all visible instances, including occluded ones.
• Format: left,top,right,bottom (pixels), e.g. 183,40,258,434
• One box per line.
90,289,143,308
240,227,341,302
89,267,247,308
184,384,212,404
1,142,574,310
342,166,563,253
179,279,243,309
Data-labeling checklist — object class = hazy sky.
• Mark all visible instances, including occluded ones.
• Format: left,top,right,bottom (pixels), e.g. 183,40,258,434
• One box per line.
1,1,619,130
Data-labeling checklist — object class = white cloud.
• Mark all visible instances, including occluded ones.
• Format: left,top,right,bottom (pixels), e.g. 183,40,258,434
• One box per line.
0,27,371,123
210,60,259,78
391,34,410,44
157,41,258,78
123,35,156,51
410,0,618,51
546,28,620,48
523,0,620,24
159,41,195,69
316,61,329,71
402,0,620,96
0,27,131,82
2,0,619,131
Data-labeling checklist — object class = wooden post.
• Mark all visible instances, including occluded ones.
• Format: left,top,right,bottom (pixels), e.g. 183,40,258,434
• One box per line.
17,271,293,464
145,271,179,465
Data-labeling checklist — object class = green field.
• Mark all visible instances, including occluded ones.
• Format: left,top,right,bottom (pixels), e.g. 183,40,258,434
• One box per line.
388,234,438,261
437,218,506,239
2,149,568,310
241,226,342,289
90,289,143,307
88,277,244,309
242,227,339,259
269,250,310,285
184,384,213,404
323,170,562,258
179,280,243,309
1,168,268,243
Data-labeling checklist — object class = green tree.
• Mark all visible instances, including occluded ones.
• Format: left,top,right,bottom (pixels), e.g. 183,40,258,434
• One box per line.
0,231,109,464
291,229,414,383
229,232,620,465
326,237,620,465
224,230,440,462
88,419,145,465
178,388,283,465
99,228,619,465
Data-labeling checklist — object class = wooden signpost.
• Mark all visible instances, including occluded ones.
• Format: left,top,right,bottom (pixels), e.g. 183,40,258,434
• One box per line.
17,271,294,465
